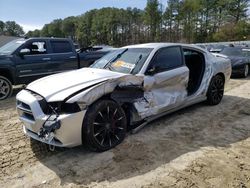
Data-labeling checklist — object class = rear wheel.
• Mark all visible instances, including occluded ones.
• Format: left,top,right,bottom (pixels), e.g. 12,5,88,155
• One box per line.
83,100,127,152
242,64,249,78
206,74,225,105
0,76,13,100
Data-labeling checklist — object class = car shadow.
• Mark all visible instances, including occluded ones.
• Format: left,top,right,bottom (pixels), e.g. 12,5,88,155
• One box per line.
29,93,250,186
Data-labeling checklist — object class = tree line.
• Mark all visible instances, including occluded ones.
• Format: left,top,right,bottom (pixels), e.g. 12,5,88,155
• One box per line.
2,0,250,47
0,20,24,36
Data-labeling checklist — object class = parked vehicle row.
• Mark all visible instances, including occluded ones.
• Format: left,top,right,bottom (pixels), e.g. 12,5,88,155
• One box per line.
195,43,250,78
0,37,113,100
219,47,250,78
16,43,231,151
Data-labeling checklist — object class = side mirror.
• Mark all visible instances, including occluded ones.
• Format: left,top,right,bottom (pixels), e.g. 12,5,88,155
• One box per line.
146,66,159,75
147,66,156,75
19,48,30,58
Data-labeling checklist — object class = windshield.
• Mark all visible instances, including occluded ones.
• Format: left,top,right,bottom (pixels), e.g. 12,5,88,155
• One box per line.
242,49,250,57
91,48,153,74
220,48,243,56
0,39,25,55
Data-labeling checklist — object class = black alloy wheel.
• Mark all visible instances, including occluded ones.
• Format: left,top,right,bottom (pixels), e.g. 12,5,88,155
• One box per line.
83,100,127,152
0,76,12,100
207,74,225,105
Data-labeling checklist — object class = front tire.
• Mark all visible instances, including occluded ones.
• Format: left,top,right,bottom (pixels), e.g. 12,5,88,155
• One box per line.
82,100,127,152
206,74,225,105
241,64,249,78
0,76,13,100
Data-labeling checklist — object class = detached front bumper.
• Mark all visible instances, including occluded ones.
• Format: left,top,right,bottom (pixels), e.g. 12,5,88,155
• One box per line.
16,90,86,147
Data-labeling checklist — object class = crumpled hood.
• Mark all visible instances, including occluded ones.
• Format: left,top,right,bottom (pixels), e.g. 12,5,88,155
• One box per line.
27,68,125,102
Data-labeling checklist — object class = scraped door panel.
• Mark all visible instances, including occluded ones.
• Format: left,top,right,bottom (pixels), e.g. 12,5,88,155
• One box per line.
142,66,189,116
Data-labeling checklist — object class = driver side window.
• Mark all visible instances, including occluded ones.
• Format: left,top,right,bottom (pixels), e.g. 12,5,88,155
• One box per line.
20,41,47,55
147,46,183,74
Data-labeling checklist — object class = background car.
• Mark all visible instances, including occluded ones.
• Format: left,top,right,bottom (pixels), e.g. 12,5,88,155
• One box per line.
208,44,226,53
16,43,231,152
219,47,250,78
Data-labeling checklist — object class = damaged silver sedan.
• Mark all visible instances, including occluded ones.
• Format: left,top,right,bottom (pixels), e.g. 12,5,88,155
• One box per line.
16,43,231,151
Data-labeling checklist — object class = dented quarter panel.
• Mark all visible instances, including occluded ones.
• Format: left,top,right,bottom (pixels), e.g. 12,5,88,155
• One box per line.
208,52,232,83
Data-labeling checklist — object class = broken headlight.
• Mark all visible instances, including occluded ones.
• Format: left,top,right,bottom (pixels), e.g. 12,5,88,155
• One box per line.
47,102,81,114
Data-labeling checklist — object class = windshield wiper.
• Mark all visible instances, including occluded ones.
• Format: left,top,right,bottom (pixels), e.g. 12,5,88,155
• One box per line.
130,54,142,74
105,48,128,70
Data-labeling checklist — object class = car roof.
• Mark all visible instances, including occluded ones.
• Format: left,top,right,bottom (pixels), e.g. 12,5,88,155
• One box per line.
123,43,183,48
122,43,206,52
14,37,72,42
28,37,72,41
222,46,248,51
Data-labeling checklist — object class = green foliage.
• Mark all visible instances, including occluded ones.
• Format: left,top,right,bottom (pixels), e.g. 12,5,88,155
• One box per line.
4,0,249,45
0,21,24,36
76,10,96,46
75,7,145,47
26,29,40,37
0,21,4,34
40,24,50,37
144,0,162,41
213,21,250,41
227,0,249,23
62,16,77,40
47,19,64,37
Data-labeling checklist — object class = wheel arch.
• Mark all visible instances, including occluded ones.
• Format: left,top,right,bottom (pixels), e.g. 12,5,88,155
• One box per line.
215,72,225,83
89,93,133,127
206,72,225,97
0,68,14,84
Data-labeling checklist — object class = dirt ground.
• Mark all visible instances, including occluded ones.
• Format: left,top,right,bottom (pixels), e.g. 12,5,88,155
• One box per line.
0,78,250,188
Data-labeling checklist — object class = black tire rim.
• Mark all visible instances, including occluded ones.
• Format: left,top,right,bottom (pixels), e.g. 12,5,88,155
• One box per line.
92,105,125,148
244,64,249,77
0,78,10,100
210,76,224,104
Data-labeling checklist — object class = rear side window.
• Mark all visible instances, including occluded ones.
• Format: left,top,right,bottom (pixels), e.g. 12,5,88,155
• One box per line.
151,46,183,72
50,41,72,53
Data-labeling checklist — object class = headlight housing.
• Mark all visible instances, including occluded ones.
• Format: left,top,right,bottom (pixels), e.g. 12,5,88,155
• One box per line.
46,102,81,114
76,101,88,111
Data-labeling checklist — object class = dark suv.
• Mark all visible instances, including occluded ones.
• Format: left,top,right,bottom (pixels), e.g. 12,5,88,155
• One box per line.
0,37,112,100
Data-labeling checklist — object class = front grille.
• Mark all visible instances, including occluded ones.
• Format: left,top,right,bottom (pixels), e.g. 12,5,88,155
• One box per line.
17,100,35,121
26,90,49,114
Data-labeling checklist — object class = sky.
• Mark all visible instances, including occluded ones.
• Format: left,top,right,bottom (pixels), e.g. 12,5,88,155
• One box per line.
0,0,168,32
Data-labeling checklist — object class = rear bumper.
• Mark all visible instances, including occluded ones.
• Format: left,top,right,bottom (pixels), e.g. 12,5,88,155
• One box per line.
16,90,86,148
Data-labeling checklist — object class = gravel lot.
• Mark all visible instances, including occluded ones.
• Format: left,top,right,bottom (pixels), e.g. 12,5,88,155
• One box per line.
0,78,250,188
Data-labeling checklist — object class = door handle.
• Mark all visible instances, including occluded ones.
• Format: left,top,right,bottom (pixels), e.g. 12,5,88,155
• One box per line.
69,56,76,59
20,70,32,73
42,58,51,61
